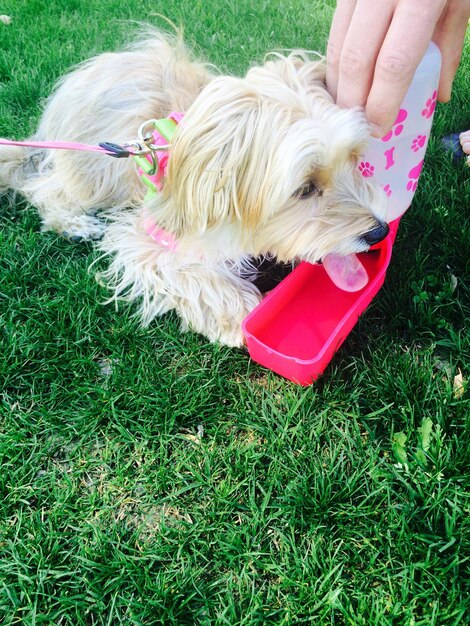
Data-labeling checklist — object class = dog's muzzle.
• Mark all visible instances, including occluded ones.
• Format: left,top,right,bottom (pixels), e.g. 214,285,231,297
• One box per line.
362,221,389,246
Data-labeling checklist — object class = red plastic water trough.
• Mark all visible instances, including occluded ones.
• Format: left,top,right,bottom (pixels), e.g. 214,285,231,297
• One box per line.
242,219,400,385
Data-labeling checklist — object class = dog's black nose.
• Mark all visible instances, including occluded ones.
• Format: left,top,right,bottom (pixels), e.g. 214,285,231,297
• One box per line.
363,222,389,246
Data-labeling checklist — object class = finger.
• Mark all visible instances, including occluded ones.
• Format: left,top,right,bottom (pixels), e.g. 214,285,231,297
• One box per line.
366,0,446,137
433,0,470,101
336,0,395,109
326,0,358,100
461,140,470,156
460,131,470,156
460,130,470,142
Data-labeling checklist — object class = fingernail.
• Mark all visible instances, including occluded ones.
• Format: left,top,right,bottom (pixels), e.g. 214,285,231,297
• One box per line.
370,124,384,139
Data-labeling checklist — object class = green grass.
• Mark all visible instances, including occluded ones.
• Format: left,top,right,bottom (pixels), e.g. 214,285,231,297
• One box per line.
1,1,469,624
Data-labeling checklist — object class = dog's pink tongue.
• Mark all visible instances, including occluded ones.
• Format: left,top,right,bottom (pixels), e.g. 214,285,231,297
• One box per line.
323,253,369,292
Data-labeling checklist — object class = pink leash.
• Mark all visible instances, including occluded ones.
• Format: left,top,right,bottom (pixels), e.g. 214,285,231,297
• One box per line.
0,112,185,159
1,114,184,251
0,138,130,157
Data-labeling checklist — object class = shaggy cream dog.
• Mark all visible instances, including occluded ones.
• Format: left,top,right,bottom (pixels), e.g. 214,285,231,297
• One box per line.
0,30,388,346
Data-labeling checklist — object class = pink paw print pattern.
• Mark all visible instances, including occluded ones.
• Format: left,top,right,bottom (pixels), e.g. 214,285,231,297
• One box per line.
384,147,395,170
359,161,375,178
407,159,424,192
381,109,408,142
411,134,427,152
383,184,392,198
422,90,437,119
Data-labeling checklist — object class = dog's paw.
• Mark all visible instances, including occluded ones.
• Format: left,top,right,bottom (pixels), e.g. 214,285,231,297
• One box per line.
60,215,106,242
211,290,261,347
217,324,247,348
183,309,249,348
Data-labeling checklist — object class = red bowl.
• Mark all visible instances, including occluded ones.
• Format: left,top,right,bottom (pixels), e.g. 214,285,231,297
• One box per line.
242,219,399,385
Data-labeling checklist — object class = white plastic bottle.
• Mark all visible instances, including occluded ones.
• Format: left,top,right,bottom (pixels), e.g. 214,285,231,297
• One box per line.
360,43,442,222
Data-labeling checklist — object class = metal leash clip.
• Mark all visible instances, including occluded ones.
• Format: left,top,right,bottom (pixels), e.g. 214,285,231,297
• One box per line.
137,119,170,152
99,121,163,158
98,139,152,158
99,117,174,160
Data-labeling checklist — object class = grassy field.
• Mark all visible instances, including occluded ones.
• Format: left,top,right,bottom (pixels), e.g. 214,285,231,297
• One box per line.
0,1,469,624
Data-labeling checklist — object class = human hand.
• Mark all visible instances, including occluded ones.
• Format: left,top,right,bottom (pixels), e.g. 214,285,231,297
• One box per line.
326,0,470,137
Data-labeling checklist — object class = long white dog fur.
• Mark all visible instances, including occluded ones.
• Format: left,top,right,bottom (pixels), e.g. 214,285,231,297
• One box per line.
0,29,387,346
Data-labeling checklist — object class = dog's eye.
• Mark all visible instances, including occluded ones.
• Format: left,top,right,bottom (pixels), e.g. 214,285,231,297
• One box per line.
295,180,322,199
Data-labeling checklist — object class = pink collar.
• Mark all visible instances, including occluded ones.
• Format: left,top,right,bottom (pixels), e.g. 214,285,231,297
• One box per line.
135,112,184,251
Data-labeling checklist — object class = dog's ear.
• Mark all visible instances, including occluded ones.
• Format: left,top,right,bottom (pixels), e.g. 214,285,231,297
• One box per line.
162,76,285,236
246,52,329,103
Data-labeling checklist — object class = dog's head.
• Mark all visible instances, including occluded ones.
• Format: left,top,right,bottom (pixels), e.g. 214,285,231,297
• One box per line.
158,52,388,262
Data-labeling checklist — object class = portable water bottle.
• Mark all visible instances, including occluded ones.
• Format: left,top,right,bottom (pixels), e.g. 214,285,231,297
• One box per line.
360,42,442,222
